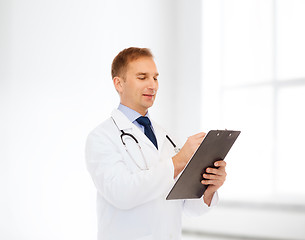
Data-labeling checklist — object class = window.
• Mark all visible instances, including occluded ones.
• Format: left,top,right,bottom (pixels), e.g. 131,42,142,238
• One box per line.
201,0,305,203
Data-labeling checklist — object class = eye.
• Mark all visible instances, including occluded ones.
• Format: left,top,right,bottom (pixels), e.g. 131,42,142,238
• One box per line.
153,77,158,81
138,76,146,80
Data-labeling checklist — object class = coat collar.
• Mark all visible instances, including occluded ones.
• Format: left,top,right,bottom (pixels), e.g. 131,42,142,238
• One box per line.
111,108,134,131
111,109,166,152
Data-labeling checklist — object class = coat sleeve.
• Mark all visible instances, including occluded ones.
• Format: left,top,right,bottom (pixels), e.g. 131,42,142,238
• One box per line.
85,130,175,210
182,191,219,217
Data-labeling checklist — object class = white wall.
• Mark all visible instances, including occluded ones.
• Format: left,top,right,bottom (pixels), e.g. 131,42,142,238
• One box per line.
0,0,203,239
2,1,305,240
174,0,203,139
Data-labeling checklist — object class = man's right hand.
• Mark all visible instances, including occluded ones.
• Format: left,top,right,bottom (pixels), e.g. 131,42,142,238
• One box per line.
172,132,206,178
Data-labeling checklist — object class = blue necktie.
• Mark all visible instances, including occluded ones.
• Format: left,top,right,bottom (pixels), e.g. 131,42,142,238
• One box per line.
136,116,158,149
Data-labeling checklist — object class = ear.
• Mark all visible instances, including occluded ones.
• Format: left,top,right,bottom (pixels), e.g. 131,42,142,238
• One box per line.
113,76,123,93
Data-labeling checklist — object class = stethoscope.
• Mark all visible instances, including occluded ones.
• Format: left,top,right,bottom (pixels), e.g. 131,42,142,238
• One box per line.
111,117,180,170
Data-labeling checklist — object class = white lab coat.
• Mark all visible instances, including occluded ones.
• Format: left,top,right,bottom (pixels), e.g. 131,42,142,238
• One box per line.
85,109,218,240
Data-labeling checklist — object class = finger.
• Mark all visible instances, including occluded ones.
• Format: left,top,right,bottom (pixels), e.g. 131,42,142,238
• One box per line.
214,160,226,167
206,167,226,176
191,132,206,139
203,172,226,183
202,173,220,180
201,179,222,185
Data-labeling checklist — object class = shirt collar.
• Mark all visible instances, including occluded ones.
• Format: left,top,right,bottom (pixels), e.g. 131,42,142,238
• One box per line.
118,104,150,123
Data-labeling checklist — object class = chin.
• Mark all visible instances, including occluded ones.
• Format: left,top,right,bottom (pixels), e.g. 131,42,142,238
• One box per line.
142,102,154,110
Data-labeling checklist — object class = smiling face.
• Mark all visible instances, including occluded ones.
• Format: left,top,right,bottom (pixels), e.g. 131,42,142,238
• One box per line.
113,57,159,116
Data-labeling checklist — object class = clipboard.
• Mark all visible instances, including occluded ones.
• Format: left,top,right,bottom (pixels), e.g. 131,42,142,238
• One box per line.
166,130,240,200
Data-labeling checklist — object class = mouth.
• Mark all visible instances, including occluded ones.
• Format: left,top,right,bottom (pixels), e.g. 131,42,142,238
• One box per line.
142,93,156,101
143,94,155,97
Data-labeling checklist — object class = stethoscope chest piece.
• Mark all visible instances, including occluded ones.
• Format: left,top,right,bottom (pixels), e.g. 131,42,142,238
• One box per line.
174,147,181,154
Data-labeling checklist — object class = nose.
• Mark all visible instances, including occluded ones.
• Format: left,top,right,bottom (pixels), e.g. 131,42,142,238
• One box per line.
147,77,158,91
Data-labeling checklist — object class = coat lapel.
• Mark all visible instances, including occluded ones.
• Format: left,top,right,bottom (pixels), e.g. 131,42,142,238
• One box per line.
151,120,167,154
111,109,174,170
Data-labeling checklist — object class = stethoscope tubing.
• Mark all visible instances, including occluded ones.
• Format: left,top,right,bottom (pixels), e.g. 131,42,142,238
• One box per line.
111,117,179,170
120,130,139,145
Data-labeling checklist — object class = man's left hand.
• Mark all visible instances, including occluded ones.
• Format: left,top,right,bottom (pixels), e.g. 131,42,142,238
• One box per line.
201,160,227,206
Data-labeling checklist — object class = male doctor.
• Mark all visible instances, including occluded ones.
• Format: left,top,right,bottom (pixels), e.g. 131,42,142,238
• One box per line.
86,47,227,240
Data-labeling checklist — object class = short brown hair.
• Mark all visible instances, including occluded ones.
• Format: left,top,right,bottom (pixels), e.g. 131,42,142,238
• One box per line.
111,47,153,79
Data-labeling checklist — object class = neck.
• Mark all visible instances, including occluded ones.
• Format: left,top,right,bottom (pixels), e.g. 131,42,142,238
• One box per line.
120,103,148,116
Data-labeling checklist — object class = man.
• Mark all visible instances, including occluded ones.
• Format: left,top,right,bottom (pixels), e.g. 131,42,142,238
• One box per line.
86,47,227,240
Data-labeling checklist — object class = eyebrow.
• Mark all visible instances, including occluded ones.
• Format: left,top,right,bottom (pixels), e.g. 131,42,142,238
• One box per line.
136,72,159,77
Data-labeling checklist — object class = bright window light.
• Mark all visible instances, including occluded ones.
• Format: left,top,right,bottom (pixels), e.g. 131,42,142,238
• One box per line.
201,0,305,204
